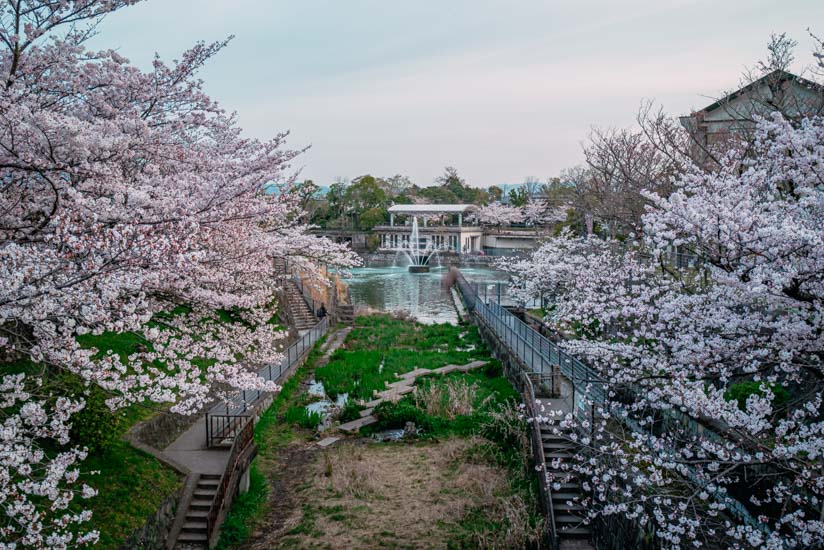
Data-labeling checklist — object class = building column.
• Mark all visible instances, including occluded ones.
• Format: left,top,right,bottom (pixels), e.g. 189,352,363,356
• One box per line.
458,213,462,227
390,213,395,227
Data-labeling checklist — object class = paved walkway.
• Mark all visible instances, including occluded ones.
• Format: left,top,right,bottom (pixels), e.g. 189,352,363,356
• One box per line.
337,360,488,433
163,416,230,475
161,326,352,475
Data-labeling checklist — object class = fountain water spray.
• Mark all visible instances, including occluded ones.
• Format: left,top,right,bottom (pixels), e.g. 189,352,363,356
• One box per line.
403,217,439,273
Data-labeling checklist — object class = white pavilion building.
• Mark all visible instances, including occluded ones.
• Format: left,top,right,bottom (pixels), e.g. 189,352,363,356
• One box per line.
377,204,484,254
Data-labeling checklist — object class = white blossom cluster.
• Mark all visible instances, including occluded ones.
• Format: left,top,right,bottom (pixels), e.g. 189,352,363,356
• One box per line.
505,114,824,548
0,1,359,546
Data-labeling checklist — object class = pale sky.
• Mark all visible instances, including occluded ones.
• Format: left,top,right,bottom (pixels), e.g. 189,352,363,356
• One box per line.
88,0,823,188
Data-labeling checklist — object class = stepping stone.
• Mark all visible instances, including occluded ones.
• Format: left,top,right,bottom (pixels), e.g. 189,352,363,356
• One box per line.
317,437,340,448
358,408,374,418
431,364,460,374
385,379,414,389
338,415,378,433
432,361,487,375
363,398,382,408
399,368,430,380
375,386,415,400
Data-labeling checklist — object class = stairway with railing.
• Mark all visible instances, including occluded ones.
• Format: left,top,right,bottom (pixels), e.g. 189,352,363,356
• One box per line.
454,271,765,548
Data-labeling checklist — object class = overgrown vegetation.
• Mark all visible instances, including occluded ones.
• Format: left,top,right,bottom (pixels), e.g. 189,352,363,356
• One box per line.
315,315,486,401
217,317,543,549
214,336,329,549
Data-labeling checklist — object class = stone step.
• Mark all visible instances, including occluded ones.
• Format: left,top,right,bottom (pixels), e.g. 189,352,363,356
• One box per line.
545,451,575,459
554,502,586,512
193,489,216,499
551,492,580,501
182,521,208,533
176,531,208,544
338,415,378,433
543,441,576,450
557,526,590,537
399,367,432,380
554,482,582,491
554,514,586,524
374,386,415,400
188,501,211,511
385,379,414,390
186,510,209,519
359,407,374,417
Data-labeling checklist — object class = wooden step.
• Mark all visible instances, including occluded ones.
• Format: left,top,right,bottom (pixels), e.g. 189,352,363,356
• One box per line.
551,492,580,501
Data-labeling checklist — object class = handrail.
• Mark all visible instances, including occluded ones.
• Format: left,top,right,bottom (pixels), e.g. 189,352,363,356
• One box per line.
205,418,254,543
454,271,765,534
205,316,328,447
522,371,559,550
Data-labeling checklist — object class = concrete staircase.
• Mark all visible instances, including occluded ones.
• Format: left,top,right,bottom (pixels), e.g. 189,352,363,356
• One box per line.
337,303,355,325
283,280,317,330
174,474,220,549
540,429,590,541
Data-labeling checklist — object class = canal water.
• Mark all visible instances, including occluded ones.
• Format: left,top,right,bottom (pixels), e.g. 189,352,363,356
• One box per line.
345,262,508,324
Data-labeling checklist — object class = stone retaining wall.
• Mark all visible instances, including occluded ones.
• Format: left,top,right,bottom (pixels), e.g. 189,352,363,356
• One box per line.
131,409,198,451
117,484,184,550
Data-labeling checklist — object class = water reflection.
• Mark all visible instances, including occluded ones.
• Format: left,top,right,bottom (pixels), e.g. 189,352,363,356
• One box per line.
345,264,508,324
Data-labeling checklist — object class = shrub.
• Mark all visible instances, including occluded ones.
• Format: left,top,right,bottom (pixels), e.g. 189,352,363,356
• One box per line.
338,401,365,424
285,406,323,430
483,360,503,378
371,400,437,432
415,378,483,420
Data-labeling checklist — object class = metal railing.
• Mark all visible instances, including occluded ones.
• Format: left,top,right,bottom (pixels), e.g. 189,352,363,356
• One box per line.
523,371,559,550
454,271,765,535
205,317,328,447
205,418,255,543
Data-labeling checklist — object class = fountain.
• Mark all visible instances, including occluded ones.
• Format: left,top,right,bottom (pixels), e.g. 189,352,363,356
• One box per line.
403,217,438,273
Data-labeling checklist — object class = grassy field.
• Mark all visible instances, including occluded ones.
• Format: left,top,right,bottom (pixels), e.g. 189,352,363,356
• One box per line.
315,315,486,401
218,315,544,549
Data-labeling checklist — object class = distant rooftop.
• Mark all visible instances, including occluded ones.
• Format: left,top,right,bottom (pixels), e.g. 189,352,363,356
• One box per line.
388,204,475,214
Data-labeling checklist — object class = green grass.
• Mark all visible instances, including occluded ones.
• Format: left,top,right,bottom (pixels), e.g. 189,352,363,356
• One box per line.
212,466,268,550
315,315,487,401
214,335,329,550
285,405,323,429
364,363,519,438
81,440,182,549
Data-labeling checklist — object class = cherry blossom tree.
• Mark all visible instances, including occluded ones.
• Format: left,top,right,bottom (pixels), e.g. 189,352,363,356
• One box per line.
471,202,524,227
522,199,567,226
0,1,358,546
504,113,824,548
